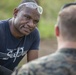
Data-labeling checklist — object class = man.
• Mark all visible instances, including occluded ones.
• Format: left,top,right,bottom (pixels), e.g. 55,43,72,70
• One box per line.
0,0,43,75
12,2,76,75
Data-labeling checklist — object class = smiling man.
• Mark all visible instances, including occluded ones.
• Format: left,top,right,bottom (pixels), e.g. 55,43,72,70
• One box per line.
0,0,43,75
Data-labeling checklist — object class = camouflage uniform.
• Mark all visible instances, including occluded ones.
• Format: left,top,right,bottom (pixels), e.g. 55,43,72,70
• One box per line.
12,48,76,75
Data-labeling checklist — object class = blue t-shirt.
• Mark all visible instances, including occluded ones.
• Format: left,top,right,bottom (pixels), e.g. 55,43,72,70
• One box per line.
0,20,40,70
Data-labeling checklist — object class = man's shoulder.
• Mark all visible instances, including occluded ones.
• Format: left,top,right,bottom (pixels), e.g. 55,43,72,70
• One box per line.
28,52,67,65
30,27,39,35
15,52,70,75
23,52,68,68
0,20,9,35
27,27,40,39
0,20,8,26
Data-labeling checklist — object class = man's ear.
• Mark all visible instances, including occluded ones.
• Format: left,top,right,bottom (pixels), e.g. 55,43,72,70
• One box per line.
55,25,60,36
13,8,19,18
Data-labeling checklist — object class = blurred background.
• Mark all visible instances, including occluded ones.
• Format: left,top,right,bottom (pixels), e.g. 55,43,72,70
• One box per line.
0,0,76,66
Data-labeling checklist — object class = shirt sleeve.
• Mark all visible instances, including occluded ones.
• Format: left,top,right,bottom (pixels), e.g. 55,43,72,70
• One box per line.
29,28,40,50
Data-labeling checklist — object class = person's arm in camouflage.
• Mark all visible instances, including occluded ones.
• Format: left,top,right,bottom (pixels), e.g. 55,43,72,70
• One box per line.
12,61,70,75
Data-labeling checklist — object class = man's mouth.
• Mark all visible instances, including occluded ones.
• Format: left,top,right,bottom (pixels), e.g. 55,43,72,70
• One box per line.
20,25,34,33
22,27,31,33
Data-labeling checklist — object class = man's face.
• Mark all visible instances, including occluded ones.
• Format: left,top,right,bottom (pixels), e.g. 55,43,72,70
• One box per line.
13,7,40,36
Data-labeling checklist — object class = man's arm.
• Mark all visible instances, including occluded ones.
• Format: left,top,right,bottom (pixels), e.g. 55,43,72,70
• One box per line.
26,28,40,62
27,50,38,62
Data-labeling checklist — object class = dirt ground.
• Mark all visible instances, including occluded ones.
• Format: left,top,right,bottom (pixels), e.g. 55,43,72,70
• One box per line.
19,38,57,65
39,38,57,57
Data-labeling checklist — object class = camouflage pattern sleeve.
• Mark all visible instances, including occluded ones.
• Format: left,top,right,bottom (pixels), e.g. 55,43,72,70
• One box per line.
12,63,70,75
12,55,70,75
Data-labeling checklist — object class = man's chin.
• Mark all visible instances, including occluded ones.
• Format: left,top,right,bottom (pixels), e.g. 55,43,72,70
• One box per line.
23,32,30,36
20,30,31,36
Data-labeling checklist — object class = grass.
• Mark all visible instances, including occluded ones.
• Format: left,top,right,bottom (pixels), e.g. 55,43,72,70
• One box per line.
39,19,55,39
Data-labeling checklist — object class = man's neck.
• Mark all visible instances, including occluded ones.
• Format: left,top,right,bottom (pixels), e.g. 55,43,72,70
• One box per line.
58,41,76,50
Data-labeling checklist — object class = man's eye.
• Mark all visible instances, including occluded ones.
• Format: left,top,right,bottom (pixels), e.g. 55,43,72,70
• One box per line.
24,15,31,20
26,16,30,20
34,20,39,24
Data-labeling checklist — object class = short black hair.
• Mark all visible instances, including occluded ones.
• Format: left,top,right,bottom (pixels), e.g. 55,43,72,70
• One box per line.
61,2,76,10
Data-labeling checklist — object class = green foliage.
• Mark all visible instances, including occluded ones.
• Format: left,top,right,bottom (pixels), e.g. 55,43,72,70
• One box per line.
39,0,75,39
0,0,76,39
0,0,20,19
39,18,55,39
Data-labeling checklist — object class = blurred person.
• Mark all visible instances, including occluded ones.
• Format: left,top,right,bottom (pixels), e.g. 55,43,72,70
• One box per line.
12,2,76,75
0,0,43,75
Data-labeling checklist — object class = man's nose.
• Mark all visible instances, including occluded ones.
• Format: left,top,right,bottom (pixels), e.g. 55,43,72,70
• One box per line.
28,20,34,27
